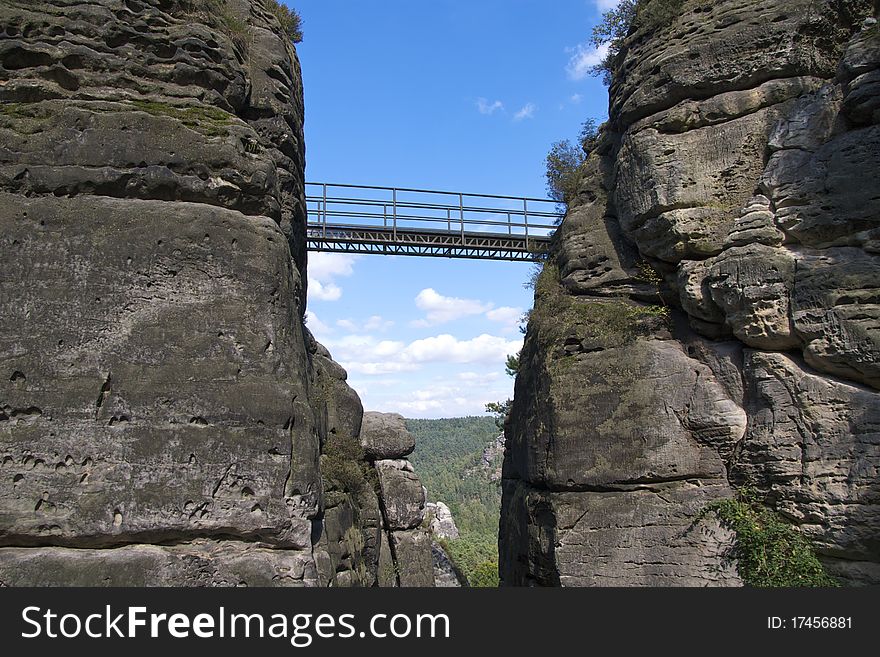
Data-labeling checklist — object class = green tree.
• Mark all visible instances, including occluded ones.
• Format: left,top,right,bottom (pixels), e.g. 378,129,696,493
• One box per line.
469,561,500,587
590,0,686,84
485,400,511,431
407,417,504,586
504,352,520,377
269,0,303,43
544,119,599,209
545,139,585,207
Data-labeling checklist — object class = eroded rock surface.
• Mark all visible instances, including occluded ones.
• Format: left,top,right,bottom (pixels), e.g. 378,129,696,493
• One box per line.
0,0,321,585
501,1,880,586
0,0,437,588
360,412,416,460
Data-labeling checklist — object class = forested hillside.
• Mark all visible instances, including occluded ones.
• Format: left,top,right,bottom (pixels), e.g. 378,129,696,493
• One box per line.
406,417,503,586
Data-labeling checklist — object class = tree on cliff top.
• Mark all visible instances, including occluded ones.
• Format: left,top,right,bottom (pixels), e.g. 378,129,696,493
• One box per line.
590,0,685,84
269,0,303,43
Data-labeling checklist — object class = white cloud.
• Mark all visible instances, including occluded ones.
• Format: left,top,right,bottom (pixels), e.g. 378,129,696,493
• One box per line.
308,252,358,279
342,361,420,375
324,331,522,376
336,315,394,333
400,333,522,365
486,306,524,333
458,371,501,384
570,93,583,104
566,42,610,80
371,382,510,418
364,315,394,332
411,288,492,326
304,310,332,336
513,103,536,121
310,280,342,301
307,253,359,302
594,0,622,11
324,334,408,376
476,98,504,115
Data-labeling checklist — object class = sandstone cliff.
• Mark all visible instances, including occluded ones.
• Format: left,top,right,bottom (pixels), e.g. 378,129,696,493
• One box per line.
501,0,880,586
0,0,435,587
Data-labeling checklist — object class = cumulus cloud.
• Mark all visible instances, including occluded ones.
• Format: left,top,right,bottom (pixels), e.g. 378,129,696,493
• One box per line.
337,315,394,333
304,310,332,336
309,280,342,301
411,288,492,326
342,361,420,375
513,103,536,121
374,384,505,417
307,253,359,302
566,42,610,80
570,93,583,104
476,98,504,115
364,315,394,331
458,371,501,384
486,306,523,332
325,332,522,377
400,333,522,365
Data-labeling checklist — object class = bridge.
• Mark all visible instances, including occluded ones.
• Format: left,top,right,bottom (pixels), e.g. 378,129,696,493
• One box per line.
306,183,559,261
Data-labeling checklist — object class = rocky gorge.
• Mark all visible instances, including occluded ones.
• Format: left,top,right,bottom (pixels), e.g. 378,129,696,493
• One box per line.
0,0,877,589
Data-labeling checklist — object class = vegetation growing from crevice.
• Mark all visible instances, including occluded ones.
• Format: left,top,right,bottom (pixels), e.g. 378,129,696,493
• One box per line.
703,490,838,587
634,259,669,307
504,352,520,377
320,432,377,496
407,416,503,587
174,0,250,51
0,102,54,134
529,260,669,354
545,118,599,208
268,0,303,43
485,400,512,432
173,0,303,51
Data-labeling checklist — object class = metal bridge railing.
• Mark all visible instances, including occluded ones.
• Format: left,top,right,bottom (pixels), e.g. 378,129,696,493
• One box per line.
305,182,560,253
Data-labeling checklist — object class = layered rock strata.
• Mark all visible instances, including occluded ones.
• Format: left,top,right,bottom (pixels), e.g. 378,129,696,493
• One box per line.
0,0,437,587
501,0,880,586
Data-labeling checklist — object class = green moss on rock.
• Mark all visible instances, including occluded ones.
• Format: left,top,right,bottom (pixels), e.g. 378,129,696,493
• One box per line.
128,100,234,136
0,101,54,134
530,260,669,357
320,432,378,497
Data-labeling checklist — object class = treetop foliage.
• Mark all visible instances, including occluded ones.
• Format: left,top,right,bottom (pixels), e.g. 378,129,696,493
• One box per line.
590,0,686,84
269,0,303,43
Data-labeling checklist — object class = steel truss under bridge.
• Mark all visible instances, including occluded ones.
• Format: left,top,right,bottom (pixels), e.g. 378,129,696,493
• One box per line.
306,183,559,262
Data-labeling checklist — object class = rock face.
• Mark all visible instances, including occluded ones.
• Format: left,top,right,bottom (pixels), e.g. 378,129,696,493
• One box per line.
360,412,416,460
0,0,436,587
431,542,463,587
426,501,459,540
501,0,880,586
310,337,434,587
0,0,320,585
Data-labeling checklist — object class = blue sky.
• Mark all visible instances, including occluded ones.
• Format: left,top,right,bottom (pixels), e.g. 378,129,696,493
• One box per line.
290,0,616,418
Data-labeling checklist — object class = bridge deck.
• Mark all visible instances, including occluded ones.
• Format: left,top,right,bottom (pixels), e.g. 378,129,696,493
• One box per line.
306,182,558,262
